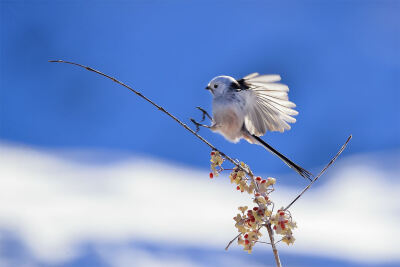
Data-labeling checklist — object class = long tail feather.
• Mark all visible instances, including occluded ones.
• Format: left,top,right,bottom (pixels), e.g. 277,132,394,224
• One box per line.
251,135,313,181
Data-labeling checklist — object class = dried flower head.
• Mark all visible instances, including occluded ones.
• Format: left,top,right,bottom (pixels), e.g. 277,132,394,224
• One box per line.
210,151,224,176
208,150,298,253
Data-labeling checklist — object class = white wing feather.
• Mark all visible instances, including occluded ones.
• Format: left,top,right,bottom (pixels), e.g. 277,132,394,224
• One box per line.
247,74,281,83
242,72,259,79
242,73,298,135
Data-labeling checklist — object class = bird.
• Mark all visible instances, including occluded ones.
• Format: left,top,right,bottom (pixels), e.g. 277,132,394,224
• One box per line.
194,72,312,180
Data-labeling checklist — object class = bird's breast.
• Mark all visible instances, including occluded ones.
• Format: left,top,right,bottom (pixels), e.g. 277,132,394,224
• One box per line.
212,100,244,143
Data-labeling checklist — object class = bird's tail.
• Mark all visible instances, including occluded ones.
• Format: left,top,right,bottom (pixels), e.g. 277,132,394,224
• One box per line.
251,135,313,181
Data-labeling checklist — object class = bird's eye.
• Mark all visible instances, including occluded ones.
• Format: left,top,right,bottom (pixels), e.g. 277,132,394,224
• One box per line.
214,84,218,89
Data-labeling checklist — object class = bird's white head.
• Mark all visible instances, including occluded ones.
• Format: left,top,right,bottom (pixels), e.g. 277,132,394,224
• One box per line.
206,75,237,97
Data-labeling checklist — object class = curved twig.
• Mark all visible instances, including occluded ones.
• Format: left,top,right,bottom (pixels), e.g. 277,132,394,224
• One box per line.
284,135,352,211
48,60,247,173
225,233,241,251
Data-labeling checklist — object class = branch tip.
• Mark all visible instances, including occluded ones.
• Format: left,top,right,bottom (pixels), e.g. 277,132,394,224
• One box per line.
284,134,352,211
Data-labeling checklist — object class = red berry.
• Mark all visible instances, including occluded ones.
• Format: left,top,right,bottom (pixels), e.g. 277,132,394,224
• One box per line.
209,173,214,178
251,218,255,222
255,193,260,197
253,207,259,211
279,212,285,216
261,179,266,184
273,225,277,230
284,220,288,224
256,177,261,181
264,196,269,201
244,234,248,238
245,240,250,245
211,151,215,156
236,186,240,190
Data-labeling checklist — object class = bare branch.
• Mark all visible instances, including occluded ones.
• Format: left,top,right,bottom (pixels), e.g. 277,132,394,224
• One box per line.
284,135,352,211
266,223,282,267
48,60,247,173
255,241,272,245
225,233,241,251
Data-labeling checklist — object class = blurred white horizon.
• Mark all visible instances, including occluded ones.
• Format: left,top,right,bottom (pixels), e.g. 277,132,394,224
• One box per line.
0,142,399,266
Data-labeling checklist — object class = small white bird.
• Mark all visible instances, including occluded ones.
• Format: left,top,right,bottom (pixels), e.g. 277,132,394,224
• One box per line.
195,73,312,180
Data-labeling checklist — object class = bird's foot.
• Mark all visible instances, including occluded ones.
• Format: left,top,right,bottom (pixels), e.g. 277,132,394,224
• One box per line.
196,106,212,122
190,118,210,133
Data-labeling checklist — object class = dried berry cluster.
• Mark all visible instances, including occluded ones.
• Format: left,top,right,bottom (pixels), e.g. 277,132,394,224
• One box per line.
208,151,297,253
210,151,224,178
271,210,297,245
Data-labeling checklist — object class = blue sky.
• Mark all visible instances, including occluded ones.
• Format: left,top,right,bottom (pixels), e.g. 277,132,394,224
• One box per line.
1,1,399,266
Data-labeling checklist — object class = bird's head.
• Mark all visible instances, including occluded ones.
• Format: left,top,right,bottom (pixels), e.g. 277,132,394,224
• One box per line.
206,76,239,96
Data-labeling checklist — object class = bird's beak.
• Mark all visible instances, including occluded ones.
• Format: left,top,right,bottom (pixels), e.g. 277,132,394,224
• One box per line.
205,86,211,90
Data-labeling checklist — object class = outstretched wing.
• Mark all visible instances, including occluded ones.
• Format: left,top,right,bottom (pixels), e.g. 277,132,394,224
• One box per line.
239,73,299,136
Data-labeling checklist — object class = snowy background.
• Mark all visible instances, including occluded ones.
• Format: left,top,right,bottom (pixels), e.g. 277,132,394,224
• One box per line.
1,1,399,266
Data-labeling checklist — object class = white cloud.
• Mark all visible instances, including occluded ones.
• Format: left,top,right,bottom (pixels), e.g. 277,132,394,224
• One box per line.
0,143,399,265
95,244,269,267
96,246,201,267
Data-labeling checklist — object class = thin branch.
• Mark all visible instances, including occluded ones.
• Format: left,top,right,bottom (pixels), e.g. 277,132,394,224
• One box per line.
284,135,352,211
256,241,272,245
48,60,247,173
225,233,241,251
266,223,282,267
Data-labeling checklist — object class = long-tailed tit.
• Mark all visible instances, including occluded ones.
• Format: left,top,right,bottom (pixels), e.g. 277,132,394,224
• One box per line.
194,73,312,180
